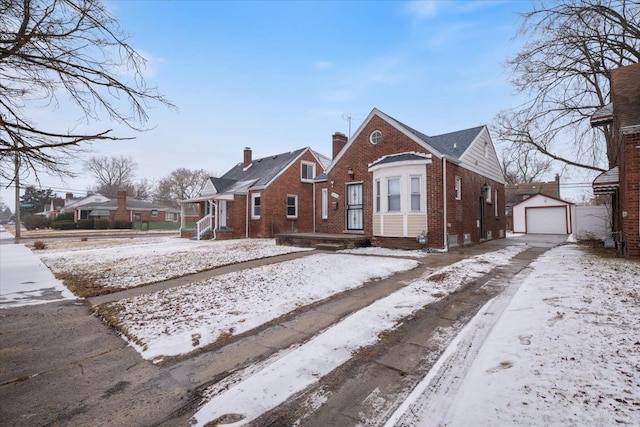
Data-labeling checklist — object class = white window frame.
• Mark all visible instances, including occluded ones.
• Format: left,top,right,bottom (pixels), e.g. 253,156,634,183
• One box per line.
321,188,328,219
410,176,422,212
494,189,499,217
151,209,158,217
374,179,381,213
387,177,401,212
301,161,315,182
251,193,261,219
486,185,492,204
455,176,462,200
286,194,298,219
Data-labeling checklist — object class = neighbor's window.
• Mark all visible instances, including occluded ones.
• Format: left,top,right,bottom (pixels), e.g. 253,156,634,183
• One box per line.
301,161,315,181
287,194,298,218
495,189,499,217
321,188,328,219
486,185,492,203
387,178,400,212
375,179,381,213
410,176,421,212
251,193,261,219
455,176,462,200
151,209,158,217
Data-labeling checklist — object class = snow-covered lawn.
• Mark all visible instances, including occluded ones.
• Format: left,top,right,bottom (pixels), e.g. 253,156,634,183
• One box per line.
102,254,419,361
388,244,640,426
37,237,312,294
190,245,528,426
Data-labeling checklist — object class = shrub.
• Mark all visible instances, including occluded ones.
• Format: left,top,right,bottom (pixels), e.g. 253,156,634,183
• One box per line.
52,220,76,230
114,220,132,229
55,212,74,222
21,214,51,230
33,240,46,250
77,219,94,229
94,219,109,229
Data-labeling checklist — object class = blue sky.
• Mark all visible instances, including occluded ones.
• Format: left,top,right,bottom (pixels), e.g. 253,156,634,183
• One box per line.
5,0,569,208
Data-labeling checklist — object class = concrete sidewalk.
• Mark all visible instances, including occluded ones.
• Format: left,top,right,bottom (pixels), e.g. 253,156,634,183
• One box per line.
0,226,75,308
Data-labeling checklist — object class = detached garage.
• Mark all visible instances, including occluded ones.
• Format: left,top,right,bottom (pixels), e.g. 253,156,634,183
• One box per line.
512,194,573,235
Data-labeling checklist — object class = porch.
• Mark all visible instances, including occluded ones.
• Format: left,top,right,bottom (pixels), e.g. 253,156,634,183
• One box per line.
276,232,371,251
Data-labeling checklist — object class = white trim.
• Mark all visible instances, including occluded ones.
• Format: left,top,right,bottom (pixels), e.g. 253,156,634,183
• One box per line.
251,193,261,219
286,194,298,219
454,176,462,200
301,161,316,182
321,188,328,220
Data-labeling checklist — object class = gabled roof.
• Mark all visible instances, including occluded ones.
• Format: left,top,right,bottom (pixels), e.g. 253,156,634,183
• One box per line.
591,103,613,126
392,116,484,159
220,147,314,189
505,179,560,207
209,177,237,194
329,108,486,172
511,192,574,208
611,63,640,129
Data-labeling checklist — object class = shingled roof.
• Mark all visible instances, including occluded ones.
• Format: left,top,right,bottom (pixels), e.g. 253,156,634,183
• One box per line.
220,147,328,189
391,115,484,159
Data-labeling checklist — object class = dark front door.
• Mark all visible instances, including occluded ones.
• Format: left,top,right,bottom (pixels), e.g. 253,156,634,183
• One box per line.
346,183,363,231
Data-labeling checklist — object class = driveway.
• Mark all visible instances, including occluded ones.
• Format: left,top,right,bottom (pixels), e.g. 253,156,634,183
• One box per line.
0,233,568,426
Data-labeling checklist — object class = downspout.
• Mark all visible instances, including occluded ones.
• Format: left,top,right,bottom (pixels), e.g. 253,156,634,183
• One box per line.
179,202,185,234
245,192,249,238
442,157,448,251
212,200,217,240
312,181,316,233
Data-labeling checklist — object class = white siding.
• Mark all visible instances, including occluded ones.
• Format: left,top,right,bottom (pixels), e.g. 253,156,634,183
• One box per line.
458,127,505,185
382,215,403,237
407,214,427,236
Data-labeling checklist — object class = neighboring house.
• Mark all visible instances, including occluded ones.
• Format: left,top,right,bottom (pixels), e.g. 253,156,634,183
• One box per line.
591,63,640,257
61,193,111,221
314,108,506,249
180,147,330,239
65,190,179,226
511,193,574,235
504,176,561,231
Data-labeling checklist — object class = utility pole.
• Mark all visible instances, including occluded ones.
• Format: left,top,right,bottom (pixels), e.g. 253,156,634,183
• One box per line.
14,152,20,242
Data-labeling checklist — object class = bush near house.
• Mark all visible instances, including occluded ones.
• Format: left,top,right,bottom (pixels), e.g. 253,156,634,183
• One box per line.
52,220,76,230
54,212,74,222
114,220,132,229
21,214,51,230
94,219,109,229
77,219,94,229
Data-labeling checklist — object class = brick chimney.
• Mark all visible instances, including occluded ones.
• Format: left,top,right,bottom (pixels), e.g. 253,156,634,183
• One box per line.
243,147,252,167
332,132,348,159
114,189,128,222
65,192,73,201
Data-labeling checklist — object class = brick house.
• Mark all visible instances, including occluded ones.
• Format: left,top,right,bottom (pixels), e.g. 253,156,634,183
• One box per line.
314,108,506,249
66,190,180,226
181,147,329,239
591,63,640,257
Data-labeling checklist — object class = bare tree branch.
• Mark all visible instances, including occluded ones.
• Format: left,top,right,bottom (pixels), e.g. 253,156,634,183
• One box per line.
0,0,175,181
496,0,640,172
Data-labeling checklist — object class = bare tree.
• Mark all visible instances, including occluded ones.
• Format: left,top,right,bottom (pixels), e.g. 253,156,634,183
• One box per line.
496,0,640,172
0,0,174,182
500,144,553,184
84,155,137,198
154,168,211,205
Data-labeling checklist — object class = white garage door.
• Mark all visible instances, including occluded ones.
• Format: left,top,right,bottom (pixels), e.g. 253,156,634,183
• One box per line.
526,206,567,234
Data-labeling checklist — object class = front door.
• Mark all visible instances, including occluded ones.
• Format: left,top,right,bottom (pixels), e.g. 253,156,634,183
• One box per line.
219,200,227,228
346,183,363,231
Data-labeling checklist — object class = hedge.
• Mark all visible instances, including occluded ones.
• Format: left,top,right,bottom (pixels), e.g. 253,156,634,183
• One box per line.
52,220,76,230
77,219,94,229
94,219,109,229
114,220,132,229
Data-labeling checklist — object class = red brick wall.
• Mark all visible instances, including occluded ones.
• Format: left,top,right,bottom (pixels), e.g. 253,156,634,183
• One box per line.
317,113,506,248
621,132,640,257
248,150,321,238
